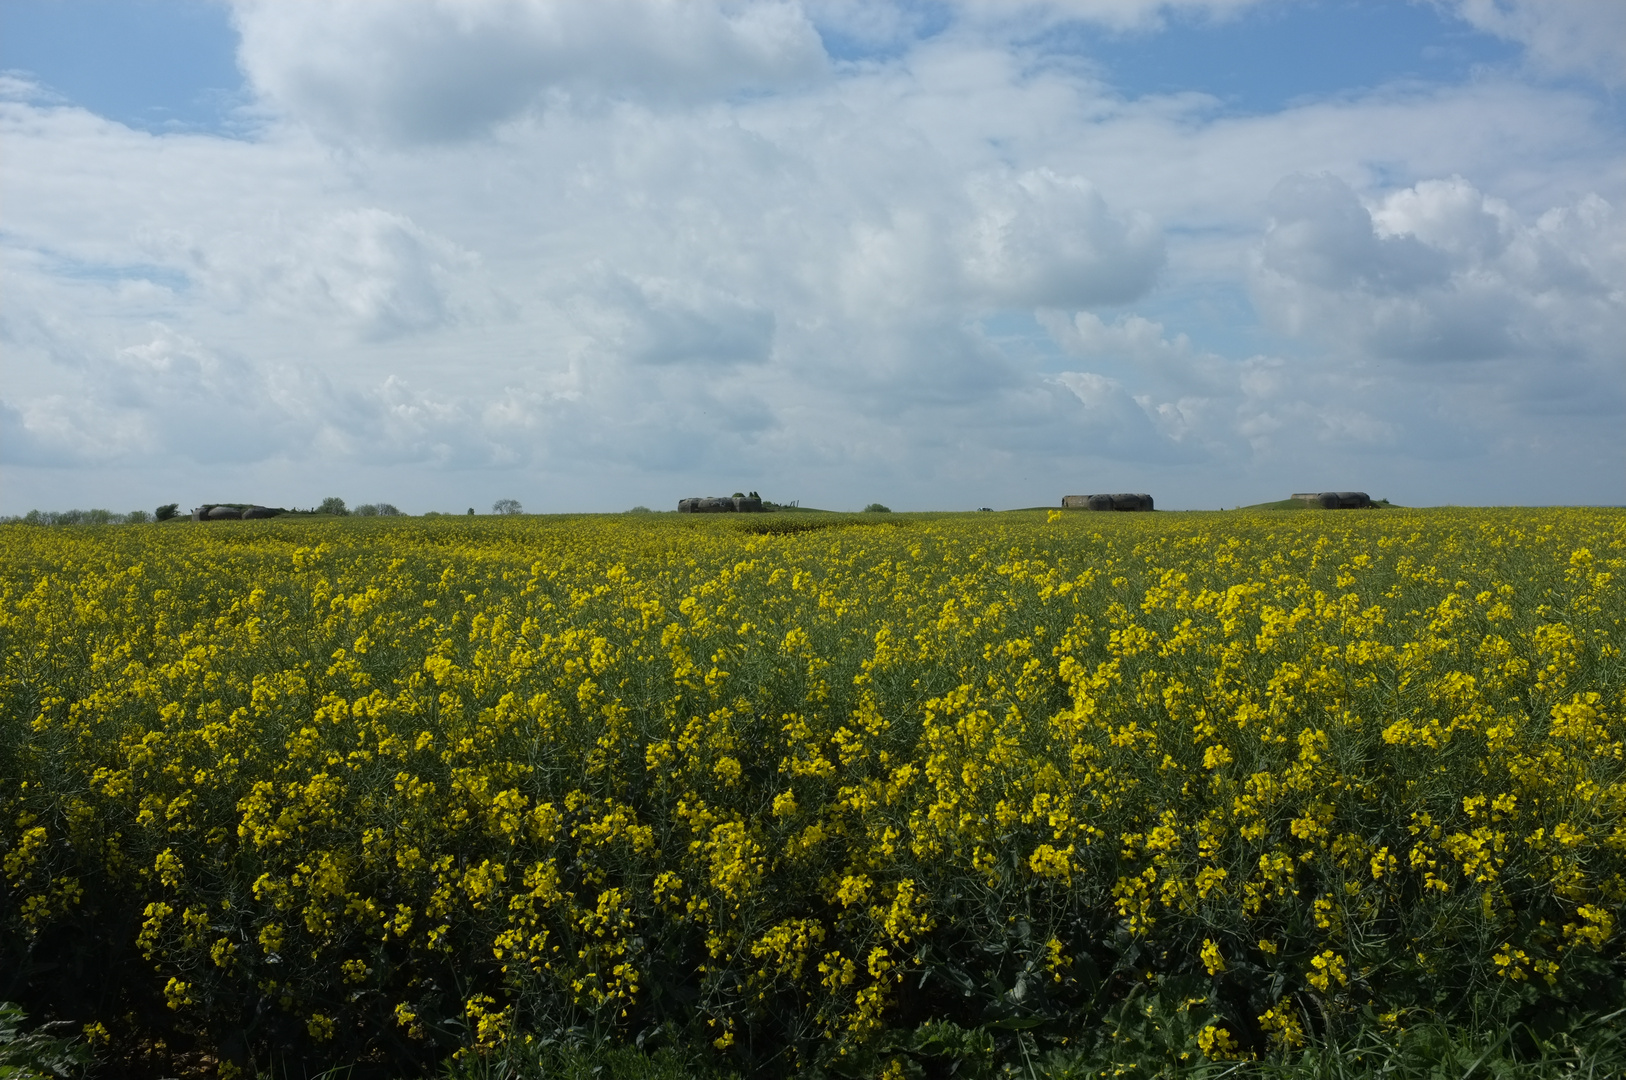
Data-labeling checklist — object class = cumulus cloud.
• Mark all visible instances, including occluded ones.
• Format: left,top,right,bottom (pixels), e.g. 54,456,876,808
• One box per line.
1035,301,1543,473
0,321,559,472
1259,174,1450,295
810,166,1163,321
1253,173,1623,383
578,275,778,369
233,0,830,143
194,208,504,340
962,169,1163,308
1041,310,1227,395
1041,311,1240,459
1,326,300,465
1050,370,1183,459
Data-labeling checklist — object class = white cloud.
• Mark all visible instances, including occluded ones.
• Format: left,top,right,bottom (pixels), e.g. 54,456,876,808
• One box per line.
232,0,830,144
195,208,504,340
1253,173,1623,385
576,274,777,368
962,169,1163,308
1042,312,1242,460
1,325,302,465
0,74,64,105
1050,370,1184,460
953,0,1266,33
1446,0,1626,87
1040,309,1226,395
1258,174,1450,295
0,319,560,472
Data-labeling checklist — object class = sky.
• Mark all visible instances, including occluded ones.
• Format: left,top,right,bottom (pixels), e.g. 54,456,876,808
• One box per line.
1,0,1622,515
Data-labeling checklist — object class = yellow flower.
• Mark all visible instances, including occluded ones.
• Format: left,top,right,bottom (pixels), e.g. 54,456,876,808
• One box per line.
3,505,1619,1063
1307,950,1347,992
1258,1000,1305,1048
1197,1023,1246,1060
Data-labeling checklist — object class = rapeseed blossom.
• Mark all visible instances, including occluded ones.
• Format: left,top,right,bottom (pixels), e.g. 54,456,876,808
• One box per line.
1,508,1621,1072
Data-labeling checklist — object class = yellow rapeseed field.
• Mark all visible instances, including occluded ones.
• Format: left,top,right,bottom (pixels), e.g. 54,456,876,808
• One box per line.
1,508,1622,1075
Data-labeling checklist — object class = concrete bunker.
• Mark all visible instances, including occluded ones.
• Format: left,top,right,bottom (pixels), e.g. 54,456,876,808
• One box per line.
678,495,764,513
1061,493,1154,511
1290,492,1372,509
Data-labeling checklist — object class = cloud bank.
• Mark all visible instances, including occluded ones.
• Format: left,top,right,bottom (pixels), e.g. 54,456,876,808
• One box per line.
1,0,1621,512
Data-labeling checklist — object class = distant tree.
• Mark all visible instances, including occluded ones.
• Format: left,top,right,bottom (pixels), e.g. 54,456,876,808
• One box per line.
319,496,349,516
155,503,179,521
126,510,152,524
493,499,522,515
467,508,475,516
732,492,746,499
49,509,115,525
627,506,653,514
863,503,891,513
377,503,402,517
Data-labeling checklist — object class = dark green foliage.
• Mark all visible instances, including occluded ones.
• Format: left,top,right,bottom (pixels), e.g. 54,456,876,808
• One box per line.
441,1030,735,1080
0,1002,94,1080
432,1006,1626,1079
736,518,836,536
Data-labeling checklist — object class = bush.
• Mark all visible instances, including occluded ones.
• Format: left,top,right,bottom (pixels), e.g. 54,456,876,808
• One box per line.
154,503,179,522
863,502,891,513
351,503,403,518
318,497,349,516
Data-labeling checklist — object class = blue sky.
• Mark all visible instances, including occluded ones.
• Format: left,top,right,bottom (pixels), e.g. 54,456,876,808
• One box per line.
1,0,1621,513
1045,2,1522,110
1,0,242,130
